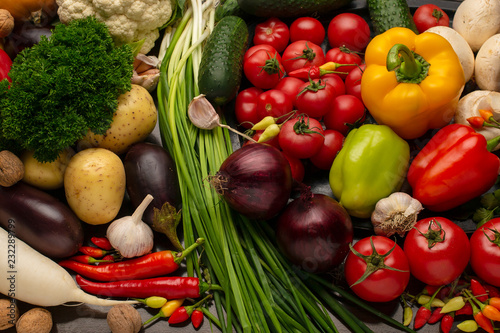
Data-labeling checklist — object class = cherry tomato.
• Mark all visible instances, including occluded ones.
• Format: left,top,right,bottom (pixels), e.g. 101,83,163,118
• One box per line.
0,49,12,82
309,129,344,170
470,218,500,287
344,236,410,303
281,151,305,182
244,44,282,63
253,17,290,53
325,47,363,80
327,13,370,52
275,76,304,107
289,17,325,46
345,64,365,102
243,130,281,150
234,87,263,129
256,89,293,121
323,95,366,136
281,40,325,74
244,49,285,89
404,217,470,286
279,116,324,159
413,4,450,34
321,73,346,96
295,78,339,118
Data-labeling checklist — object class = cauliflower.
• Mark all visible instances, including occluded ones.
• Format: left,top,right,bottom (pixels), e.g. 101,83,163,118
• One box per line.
56,0,173,54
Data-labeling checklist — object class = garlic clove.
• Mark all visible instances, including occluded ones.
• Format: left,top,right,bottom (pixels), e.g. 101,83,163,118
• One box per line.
132,54,160,92
188,95,221,130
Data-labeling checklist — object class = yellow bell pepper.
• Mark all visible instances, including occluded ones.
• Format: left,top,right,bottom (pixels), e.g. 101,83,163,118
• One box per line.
361,27,465,140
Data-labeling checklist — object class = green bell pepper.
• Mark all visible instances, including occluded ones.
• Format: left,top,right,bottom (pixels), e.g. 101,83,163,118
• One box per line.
329,124,410,218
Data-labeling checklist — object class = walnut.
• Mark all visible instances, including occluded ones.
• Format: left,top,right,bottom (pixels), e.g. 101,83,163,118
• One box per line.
0,9,14,38
16,308,52,333
0,298,18,330
107,304,142,333
0,150,24,187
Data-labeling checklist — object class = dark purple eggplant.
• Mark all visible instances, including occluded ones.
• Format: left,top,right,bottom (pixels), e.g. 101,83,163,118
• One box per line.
4,24,53,60
0,181,84,258
124,142,181,225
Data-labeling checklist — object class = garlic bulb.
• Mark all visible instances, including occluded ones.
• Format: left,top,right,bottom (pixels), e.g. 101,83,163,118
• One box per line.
131,54,160,92
371,192,423,237
106,194,154,258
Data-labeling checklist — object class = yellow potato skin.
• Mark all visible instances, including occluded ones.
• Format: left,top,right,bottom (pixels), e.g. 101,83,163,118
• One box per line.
78,84,158,155
64,148,126,225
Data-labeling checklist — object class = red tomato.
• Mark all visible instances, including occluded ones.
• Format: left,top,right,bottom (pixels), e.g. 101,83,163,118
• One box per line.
323,95,366,136
325,47,363,80
0,49,12,82
244,44,282,63
281,40,325,74
327,13,370,52
275,77,304,107
256,89,293,121
253,17,290,53
309,129,344,170
234,87,263,129
413,4,450,34
281,152,305,182
289,17,325,46
244,49,285,89
404,217,470,286
243,131,281,149
295,79,340,118
344,236,410,303
470,218,500,287
321,73,346,96
345,64,366,102
279,116,324,159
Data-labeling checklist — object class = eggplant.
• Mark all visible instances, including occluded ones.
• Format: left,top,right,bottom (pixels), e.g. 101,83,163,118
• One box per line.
124,142,181,225
0,181,84,258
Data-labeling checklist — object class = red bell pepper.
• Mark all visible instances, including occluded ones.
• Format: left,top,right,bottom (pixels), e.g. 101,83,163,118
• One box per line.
407,124,500,212
0,49,12,82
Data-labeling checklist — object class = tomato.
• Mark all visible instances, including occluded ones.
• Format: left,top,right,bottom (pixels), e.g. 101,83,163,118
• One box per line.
321,73,346,96
295,79,339,118
323,95,366,136
309,129,344,170
470,218,500,287
413,4,450,34
325,47,363,80
344,236,410,303
404,217,470,286
234,87,263,129
275,76,304,107
345,64,365,102
244,44,281,63
244,49,285,89
253,17,290,53
279,116,324,159
281,152,305,182
281,40,325,74
327,13,370,52
0,49,12,82
256,89,293,121
289,17,325,46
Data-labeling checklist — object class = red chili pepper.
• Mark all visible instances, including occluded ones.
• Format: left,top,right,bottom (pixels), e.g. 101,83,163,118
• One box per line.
75,275,220,299
427,307,445,324
455,301,473,316
168,295,211,325
440,313,454,333
191,309,204,329
78,246,112,258
90,236,113,250
67,255,114,264
485,284,500,298
414,286,443,330
101,254,117,262
471,278,489,302
467,116,487,129
287,64,348,80
61,239,204,281
407,123,500,212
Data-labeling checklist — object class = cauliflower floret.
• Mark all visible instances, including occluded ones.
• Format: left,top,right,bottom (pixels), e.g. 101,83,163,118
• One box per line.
56,0,172,54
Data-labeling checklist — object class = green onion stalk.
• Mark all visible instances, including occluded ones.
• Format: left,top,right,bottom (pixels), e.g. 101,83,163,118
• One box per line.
156,1,417,332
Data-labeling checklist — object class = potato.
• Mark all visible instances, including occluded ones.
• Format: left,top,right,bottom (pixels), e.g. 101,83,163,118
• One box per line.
21,147,75,190
77,84,157,155
64,148,126,225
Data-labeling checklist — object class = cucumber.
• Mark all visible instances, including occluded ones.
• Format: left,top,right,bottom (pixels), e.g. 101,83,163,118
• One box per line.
198,16,249,106
237,0,353,18
367,0,419,35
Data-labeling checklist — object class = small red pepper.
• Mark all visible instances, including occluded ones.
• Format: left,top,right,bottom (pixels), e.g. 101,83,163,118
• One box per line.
485,284,500,298
455,302,473,316
168,295,211,325
407,123,500,212
467,116,488,129
414,286,443,330
90,236,113,250
440,313,454,333
471,279,489,303
78,246,112,258
75,275,221,300
60,238,204,281
287,62,350,80
191,308,204,329
427,307,445,324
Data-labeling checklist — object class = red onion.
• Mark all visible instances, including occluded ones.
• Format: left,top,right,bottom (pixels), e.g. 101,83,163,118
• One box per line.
210,143,293,220
275,189,353,273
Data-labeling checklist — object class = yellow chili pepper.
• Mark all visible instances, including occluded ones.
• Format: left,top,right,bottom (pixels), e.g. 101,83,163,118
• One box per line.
456,319,479,332
440,296,465,314
257,123,280,143
361,27,465,140
417,294,445,307
251,116,276,131
142,298,185,326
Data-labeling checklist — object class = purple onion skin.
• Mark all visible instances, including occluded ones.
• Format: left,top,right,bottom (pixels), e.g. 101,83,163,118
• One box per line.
276,193,353,273
216,143,293,220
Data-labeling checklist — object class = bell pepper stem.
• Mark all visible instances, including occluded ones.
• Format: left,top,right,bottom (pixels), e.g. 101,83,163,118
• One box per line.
486,135,500,152
387,44,423,79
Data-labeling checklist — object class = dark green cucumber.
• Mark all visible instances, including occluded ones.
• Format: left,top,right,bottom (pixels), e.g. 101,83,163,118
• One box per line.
368,0,419,35
198,16,248,106
237,0,353,18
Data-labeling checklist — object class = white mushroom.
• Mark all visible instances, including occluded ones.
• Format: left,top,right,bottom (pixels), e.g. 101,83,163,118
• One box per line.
475,34,500,92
